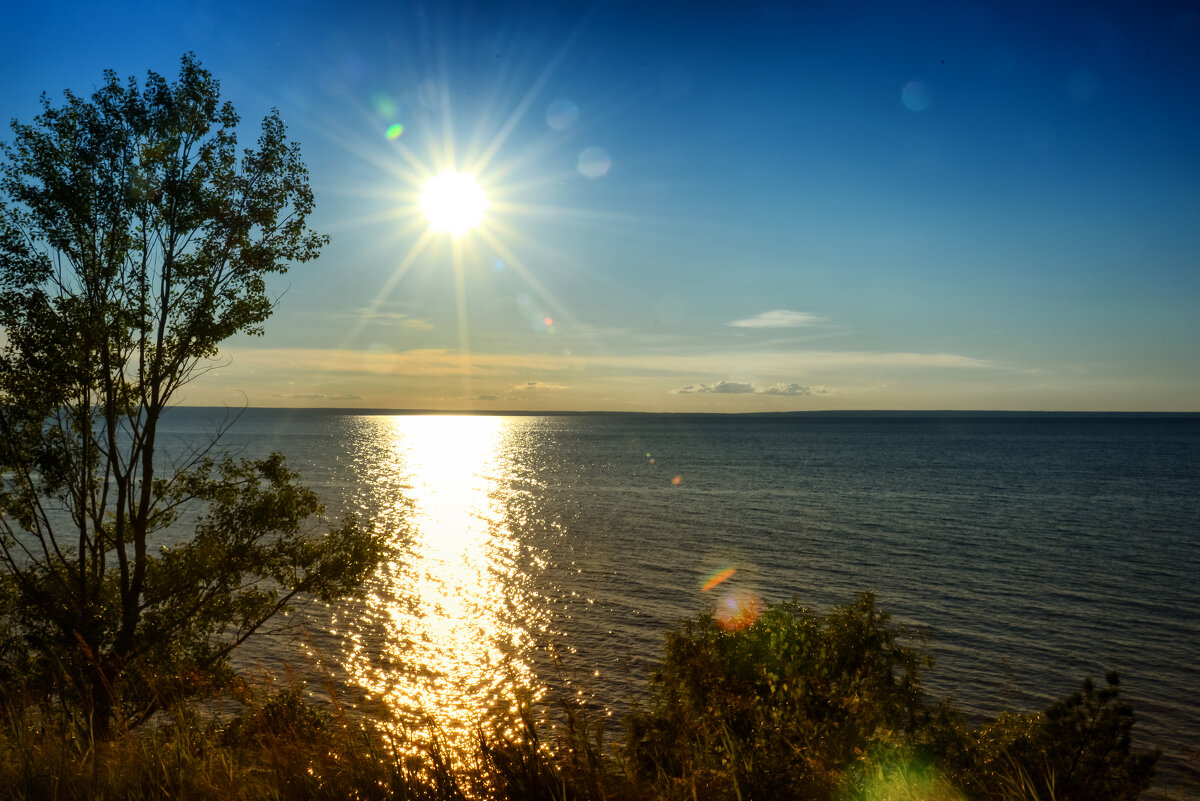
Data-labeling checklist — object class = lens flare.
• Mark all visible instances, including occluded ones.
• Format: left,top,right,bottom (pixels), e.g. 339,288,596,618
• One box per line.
417,78,444,110
372,94,398,118
577,147,611,178
715,590,763,631
701,567,737,592
902,80,933,111
546,98,580,130
386,123,404,140
858,760,967,800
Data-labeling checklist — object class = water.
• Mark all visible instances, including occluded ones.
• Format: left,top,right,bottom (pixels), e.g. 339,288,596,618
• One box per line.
161,408,1200,787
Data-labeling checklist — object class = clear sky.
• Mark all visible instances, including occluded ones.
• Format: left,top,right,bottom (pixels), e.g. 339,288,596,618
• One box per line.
3,1,1199,411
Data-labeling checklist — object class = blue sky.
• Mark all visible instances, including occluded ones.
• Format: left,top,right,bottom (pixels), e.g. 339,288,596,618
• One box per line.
3,1,1198,411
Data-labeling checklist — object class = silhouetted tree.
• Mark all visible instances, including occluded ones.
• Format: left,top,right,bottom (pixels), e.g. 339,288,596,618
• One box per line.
0,54,381,732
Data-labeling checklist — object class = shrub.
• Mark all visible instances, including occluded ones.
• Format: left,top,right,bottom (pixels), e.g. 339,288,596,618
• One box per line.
626,592,930,800
977,672,1159,801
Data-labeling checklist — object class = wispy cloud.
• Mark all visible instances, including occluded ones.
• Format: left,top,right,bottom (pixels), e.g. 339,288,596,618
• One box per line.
514,381,568,391
273,392,364,401
399,317,435,330
677,381,755,394
728,310,824,328
340,308,435,330
758,383,828,396
675,381,830,396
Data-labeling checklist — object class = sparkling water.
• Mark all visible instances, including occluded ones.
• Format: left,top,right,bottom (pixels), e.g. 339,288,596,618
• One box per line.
160,409,1200,786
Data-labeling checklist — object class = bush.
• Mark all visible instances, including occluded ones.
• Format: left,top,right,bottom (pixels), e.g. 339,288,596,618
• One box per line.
626,592,930,800
625,595,1161,801
971,672,1159,801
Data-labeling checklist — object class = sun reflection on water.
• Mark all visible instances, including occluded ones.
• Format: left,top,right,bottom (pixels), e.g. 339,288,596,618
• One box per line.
338,415,544,752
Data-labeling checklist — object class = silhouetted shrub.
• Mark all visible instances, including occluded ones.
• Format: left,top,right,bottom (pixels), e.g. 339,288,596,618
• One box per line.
979,672,1158,801
625,595,1162,801
627,592,930,800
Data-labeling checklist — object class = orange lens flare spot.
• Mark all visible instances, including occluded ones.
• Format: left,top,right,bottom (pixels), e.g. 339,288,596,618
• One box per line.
671,475,682,485
714,591,763,632
701,567,737,592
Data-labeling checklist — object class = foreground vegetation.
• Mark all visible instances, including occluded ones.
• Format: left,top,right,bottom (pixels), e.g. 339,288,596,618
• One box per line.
0,593,1173,801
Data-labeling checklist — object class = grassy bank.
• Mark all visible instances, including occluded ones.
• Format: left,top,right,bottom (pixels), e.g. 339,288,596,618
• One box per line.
0,593,1177,801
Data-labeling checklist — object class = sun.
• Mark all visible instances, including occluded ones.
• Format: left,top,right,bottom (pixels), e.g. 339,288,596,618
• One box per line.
420,170,487,236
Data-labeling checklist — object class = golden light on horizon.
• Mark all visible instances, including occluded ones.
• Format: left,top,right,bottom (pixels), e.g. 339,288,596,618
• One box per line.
419,169,487,236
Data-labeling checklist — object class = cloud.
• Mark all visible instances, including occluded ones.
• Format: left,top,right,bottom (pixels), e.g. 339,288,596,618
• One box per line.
728,310,823,328
343,308,435,330
514,381,568,391
757,383,813,396
400,317,435,330
675,382,833,397
677,381,756,394
272,393,364,401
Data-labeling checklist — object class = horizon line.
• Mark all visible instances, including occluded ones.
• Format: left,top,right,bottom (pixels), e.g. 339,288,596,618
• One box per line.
171,406,1200,417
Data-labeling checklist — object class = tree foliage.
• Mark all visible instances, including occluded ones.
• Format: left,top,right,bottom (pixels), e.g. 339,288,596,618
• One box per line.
0,54,381,731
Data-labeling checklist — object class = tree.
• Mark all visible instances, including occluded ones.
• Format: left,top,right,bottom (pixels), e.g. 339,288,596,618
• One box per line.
0,54,381,732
